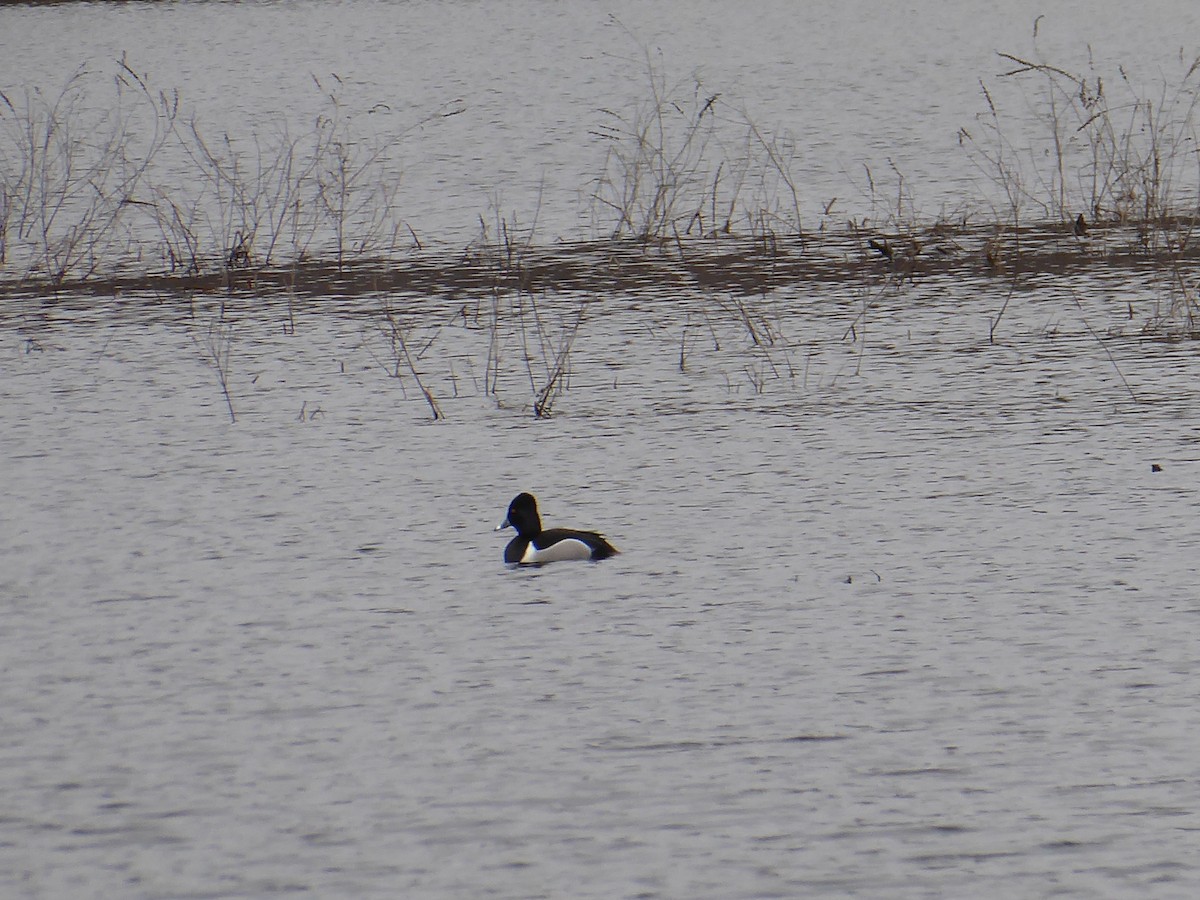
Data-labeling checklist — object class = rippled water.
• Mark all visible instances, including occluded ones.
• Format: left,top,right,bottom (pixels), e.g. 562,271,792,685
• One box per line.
6,271,1200,897
5,2,1200,899
4,0,1200,244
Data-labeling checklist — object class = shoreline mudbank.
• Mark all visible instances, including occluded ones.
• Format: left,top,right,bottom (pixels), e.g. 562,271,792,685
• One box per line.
5,220,1196,305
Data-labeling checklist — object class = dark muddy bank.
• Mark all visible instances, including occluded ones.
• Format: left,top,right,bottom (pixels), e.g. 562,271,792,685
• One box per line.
4,221,1198,308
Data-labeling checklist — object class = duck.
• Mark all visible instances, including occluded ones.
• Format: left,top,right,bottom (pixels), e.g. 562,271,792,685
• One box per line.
495,492,619,565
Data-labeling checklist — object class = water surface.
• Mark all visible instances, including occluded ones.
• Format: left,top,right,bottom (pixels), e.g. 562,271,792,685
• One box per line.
4,0,1200,243
3,2,1200,898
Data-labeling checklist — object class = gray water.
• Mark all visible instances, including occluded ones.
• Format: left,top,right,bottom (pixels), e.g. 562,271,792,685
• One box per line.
5,2,1200,899
4,0,1200,245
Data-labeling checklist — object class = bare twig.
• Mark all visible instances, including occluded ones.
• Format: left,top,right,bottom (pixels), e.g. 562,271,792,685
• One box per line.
380,297,444,420
1070,290,1138,402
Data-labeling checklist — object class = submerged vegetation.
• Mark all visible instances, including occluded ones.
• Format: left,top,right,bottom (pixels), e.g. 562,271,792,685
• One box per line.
589,47,803,243
0,59,462,288
4,29,1200,418
958,28,1200,336
4,42,1199,294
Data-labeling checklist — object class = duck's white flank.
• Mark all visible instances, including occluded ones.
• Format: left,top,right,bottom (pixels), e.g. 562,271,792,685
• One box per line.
521,538,595,564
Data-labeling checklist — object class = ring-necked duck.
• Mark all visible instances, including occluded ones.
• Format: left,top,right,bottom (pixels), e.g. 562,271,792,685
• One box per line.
495,492,619,565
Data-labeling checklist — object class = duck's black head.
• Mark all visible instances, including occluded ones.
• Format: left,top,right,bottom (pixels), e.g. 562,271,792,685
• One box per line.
498,492,542,538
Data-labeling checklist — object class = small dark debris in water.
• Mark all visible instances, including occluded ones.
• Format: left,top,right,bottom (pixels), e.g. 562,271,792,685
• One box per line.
356,545,382,554
1044,839,1086,850
1151,463,1162,472
297,401,324,421
783,734,847,743
867,238,892,259
93,594,169,604
844,569,883,584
